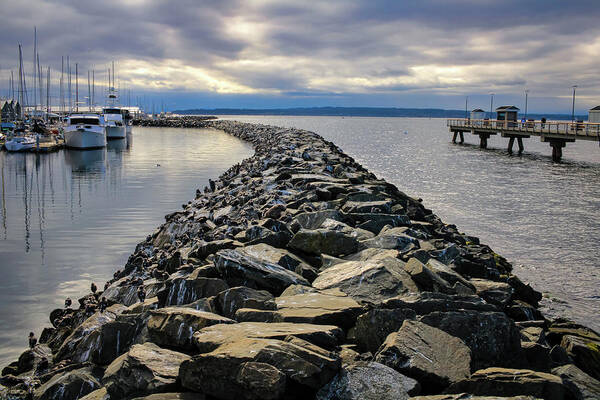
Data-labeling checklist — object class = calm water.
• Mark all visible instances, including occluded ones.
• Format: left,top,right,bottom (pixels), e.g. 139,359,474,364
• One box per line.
0,127,253,366
222,116,600,332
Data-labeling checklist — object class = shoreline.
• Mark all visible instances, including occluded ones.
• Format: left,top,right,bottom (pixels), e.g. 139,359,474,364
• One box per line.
1,116,598,399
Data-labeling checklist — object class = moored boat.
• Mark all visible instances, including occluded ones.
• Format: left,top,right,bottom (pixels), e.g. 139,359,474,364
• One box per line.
103,107,126,139
64,114,106,149
4,135,36,152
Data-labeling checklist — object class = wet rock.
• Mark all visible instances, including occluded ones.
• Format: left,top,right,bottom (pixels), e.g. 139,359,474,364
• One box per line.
148,307,236,350
361,230,419,254
419,310,521,370
341,200,393,214
560,335,600,380
80,387,109,400
158,274,228,307
274,290,364,329
192,239,239,259
445,367,567,400
506,300,543,322
55,304,128,363
346,213,410,235
343,248,399,262
192,322,344,353
470,278,514,307
180,337,340,398
242,243,318,282
34,366,102,400
375,320,471,391
316,361,419,400
235,362,286,400
552,363,600,400
354,308,417,354
234,308,283,323
382,292,497,315
292,210,344,230
403,257,454,293
214,248,309,296
288,228,361,257
546,319,600,345
103,342,191,398
519,327,547,345
214,286,277,318
312,259,419,305
131,394,203,400
507,276,542,307
320,218,375,241
17,344,53,374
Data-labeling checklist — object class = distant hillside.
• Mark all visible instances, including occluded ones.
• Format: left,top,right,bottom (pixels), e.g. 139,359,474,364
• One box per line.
174,106,587,121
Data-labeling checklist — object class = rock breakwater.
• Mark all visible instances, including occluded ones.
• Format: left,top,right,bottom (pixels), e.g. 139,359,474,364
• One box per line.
2,116,599,399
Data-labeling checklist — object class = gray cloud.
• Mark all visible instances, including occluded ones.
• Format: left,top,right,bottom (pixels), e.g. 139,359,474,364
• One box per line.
0,0,598,112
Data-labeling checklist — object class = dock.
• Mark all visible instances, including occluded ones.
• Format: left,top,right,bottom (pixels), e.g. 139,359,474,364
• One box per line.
447,119,600,161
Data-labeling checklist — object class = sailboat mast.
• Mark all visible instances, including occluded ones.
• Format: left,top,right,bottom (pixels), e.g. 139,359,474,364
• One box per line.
87,70,91,110
18,44,24,119
60,56,64,113
92,69,95,108
10,70,14,100
33,27,37,112
37,53,42,112
46,66,50,115
67,56,71,112
75,63,78,113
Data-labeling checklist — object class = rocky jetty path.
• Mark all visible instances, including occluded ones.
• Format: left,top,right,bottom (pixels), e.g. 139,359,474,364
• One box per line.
2,116,599,399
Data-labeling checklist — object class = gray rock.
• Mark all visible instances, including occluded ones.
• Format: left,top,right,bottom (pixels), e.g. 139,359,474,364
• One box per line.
235,362,286,400
215,286,277,318
158,273,229,307
34,366,102,400
17,344,52,374
192,321,344,353
316,361,419,400
560,335,600,380
148,307,236,350
382,292,497,315
410,395,540,399
242,243,318,281
419,310,521,370
403,257,454,293
293,210,344,230
131,394,204,400
288,228,361,257
275,290,364,329
79,387,109,400
354,308,417,354
234,308,283,323
346,213,411,235
180,337,340,398
361,230,419,253
552,363,600,400
214,248,309,296
375,320,471,390
103,342,191,398
446,367,567,400
312,258,419,305
470,278,514,307
320,218,375,241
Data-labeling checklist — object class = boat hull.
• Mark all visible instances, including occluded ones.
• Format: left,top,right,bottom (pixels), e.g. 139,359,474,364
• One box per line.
106,125,126,139
64,129,106,149
4,138,35,152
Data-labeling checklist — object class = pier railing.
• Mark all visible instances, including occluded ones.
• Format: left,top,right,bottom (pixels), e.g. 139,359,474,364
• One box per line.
447,118,600,139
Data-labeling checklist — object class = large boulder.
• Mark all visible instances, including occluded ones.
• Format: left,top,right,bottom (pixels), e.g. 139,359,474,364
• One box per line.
288,228,361,257
180,337,340,399
360,230,419,254
103,278,165,306
552,363,600,400
316,361,419,400
158,274,229,307
470,278,514,307
293,210,344,230
214,249,309,296
17,344,53,374
382,292,497,315
354,308,417,354
214,286,277,318
560,335,600,380
320,218,375,241
345,213,410,235
419,310,521,370
242,243,318,281
55,304,128,363
80,387,109,400
275,290,364,329
375,320,471,391
192,322,344,353
103,342,191,398
148,308,236,350
34,366,102,400
446,368,567,400
312,259,419,305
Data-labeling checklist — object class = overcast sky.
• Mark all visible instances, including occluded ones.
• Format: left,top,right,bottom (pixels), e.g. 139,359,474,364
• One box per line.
1,0,599,113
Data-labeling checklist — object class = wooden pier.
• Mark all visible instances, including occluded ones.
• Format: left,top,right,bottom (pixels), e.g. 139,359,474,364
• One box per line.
447,119,600,161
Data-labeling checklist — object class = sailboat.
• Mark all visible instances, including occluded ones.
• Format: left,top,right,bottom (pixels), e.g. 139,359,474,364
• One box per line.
102,62,126,139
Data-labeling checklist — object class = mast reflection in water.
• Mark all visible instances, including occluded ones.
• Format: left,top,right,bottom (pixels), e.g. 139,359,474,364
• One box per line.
0,127,254,366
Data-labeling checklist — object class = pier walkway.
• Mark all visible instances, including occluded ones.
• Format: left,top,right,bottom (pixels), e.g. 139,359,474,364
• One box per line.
447,118,600,161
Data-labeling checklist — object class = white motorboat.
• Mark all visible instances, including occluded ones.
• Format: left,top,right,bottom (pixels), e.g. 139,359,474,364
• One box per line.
4,135,35,152
103,107,126,139
64,114,106,149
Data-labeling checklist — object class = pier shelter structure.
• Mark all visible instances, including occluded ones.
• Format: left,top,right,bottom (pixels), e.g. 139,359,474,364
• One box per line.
447,106,600,162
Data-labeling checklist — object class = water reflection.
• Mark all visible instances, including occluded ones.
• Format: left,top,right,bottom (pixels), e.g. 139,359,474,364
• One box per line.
0,127,254,366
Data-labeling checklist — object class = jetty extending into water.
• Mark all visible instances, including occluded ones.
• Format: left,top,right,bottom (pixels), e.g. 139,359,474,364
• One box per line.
447,118,600,161
1,116,598,399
